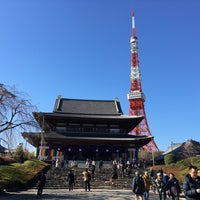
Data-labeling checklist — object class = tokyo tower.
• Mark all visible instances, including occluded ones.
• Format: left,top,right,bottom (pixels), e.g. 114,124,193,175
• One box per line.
127,10,159,152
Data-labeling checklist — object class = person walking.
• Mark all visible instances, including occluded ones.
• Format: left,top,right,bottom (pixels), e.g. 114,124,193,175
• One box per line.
82,168,91,191
110,161,118,184
132,171,145,200
154,172,166,200
142,171,152,200
183,165,200,200
163,172,169,199
37,171,46,197
166,173,181,200
67,169,75,191
149,167,156,193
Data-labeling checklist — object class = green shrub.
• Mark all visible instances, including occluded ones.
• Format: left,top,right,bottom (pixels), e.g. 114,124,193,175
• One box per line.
164,153,177,165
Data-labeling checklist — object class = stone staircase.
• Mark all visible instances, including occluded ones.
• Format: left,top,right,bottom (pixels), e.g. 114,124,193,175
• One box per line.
44,166,136,190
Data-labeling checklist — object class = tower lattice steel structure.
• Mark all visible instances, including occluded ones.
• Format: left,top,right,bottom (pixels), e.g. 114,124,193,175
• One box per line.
127,10,159,152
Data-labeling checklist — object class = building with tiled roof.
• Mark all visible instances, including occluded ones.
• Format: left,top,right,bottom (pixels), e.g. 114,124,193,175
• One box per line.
22,96,153,161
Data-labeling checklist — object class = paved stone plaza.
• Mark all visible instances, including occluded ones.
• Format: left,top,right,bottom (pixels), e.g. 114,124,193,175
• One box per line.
1,189,186,200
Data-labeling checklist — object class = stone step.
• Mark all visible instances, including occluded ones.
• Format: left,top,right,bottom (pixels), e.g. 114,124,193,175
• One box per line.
43,167,135,190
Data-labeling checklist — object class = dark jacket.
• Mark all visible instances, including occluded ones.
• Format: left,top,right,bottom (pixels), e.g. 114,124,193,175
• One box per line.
166,177,181,197
37,173,46,188
132,175,145,195
154,178,166,194
67,171,75,184
183,174,200,200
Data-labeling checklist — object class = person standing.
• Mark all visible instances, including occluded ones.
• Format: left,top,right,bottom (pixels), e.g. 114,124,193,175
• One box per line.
99,160,103,171
64,160,68,170
142,171,152,200
132,171,145,200
166,173,181,200
37,171,46,197
90,160,96,179
183,165,200,200
82,168,91,191
55,158,59,169
85,158,90,169
120,160,126,178
67,169,75,191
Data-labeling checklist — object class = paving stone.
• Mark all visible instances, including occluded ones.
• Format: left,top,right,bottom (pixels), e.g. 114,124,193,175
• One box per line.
0,189,186,200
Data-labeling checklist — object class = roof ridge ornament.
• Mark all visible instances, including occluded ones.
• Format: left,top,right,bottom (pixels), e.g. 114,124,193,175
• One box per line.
56,95,62,111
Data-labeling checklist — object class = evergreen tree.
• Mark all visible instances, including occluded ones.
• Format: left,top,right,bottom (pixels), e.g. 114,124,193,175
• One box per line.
13,143,27,163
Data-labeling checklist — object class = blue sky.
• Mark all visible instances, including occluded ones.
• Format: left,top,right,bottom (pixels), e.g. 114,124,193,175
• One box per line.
1,0,200,151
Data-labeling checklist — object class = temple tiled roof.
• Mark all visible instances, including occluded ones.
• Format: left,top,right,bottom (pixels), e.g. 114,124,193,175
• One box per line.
53,97,123,115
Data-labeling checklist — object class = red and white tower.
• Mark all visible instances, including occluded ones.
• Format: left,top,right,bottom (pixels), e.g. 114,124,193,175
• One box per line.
127,10,159,152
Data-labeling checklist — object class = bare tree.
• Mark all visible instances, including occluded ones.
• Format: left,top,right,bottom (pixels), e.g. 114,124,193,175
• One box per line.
0,83,39,149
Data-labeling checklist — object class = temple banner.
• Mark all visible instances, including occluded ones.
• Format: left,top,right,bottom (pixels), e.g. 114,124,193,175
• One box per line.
128,148,136,160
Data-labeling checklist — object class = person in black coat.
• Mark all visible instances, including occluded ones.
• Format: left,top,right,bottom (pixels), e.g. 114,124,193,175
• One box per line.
132,171,145,200
67,169,75,191
37,171,46,197
166,173,181,200
183,165,200,200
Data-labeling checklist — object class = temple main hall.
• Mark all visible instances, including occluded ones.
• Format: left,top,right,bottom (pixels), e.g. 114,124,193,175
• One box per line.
22,96,153,161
